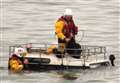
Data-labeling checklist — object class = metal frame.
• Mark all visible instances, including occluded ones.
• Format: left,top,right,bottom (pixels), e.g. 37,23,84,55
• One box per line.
9,43,107,66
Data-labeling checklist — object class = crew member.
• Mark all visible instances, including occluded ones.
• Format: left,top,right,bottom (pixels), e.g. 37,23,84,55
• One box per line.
55,9,78,54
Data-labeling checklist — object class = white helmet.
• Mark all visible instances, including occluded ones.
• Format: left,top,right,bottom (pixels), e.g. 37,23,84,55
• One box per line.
14,47,26,56
64,8,72,15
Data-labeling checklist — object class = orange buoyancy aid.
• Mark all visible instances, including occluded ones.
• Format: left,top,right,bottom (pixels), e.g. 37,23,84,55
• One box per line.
55,16,78,39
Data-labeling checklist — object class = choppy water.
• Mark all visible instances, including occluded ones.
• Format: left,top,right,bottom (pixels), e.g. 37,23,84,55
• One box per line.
0,0,120,83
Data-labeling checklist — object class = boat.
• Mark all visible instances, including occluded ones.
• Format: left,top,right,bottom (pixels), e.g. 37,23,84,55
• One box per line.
8,42,110,72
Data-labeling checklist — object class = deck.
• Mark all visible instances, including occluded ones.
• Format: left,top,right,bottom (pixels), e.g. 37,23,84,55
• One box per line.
9,43,110,69
25,52,109,68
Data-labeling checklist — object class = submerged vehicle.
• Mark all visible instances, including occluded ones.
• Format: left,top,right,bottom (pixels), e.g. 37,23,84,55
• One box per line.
8,42,110,72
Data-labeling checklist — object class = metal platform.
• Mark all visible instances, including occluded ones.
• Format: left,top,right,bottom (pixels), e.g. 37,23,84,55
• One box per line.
9,43,109,70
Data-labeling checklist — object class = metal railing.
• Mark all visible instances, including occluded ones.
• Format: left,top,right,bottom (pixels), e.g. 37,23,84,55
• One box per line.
9,43,107,66
9,43,107,57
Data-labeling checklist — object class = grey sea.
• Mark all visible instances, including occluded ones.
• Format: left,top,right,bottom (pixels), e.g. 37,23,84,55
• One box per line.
0,0,120,83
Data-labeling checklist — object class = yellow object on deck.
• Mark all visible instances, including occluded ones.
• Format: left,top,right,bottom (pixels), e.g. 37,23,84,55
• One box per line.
47,45,57,55
58,43,65,53
22,51,28,57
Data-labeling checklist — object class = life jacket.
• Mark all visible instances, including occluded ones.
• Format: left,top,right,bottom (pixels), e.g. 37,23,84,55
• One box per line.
9,54,23,73
58,16,78,38
9,58,23,73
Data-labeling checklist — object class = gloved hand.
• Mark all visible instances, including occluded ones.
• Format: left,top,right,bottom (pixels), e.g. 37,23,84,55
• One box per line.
65,38,71,42
70,33,73,38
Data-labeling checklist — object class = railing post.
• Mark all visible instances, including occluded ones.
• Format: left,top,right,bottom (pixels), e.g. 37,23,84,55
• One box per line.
39,48,41,58
104,47,106,60
83,54,86,67
87,49,90,60
99,47,102,54
94,48,97,61
44,43,47,51
61,53,64,66
13,46,15,54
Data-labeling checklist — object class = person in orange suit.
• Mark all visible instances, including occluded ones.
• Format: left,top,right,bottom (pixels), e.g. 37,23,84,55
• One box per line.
9,54,23,73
